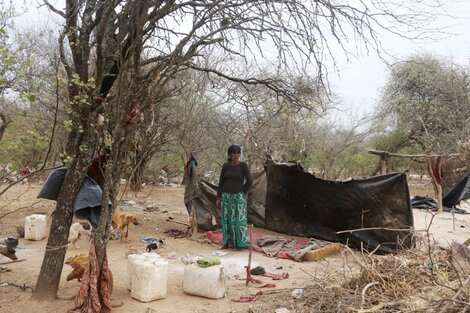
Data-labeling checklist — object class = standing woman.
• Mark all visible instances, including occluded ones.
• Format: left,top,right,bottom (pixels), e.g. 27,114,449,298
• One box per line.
216,144,253,249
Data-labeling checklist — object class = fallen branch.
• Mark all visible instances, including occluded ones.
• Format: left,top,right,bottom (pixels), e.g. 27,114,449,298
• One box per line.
361,281,379,308
438,276,470,313
0,259,26,265
336,227,413,234
165,218,189,226
355,301,401,313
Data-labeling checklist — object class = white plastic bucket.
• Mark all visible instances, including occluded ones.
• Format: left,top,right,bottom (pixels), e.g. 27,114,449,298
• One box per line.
130,258,168,302
24,214,47,240
183,264,226,299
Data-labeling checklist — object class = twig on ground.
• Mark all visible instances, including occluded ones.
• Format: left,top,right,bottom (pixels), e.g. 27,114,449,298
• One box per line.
0,259,26,265
361,281,379,308
166,218,189,226
336,227,413,234
438,276,470,313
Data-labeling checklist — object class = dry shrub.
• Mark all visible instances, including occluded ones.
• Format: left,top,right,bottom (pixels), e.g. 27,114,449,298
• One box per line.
294,244,470,313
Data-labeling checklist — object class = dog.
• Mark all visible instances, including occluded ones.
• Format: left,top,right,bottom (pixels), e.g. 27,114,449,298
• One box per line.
68,222,92,249
146,239,165,252
112,211,139,241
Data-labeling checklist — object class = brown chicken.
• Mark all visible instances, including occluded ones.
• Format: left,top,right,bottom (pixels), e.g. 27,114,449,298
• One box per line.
65,254,114,294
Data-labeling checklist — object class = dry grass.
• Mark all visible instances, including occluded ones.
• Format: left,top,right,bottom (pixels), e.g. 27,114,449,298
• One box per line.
288,239,470,313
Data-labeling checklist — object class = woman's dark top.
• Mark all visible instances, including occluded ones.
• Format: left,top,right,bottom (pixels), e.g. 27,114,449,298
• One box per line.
217,161,253,198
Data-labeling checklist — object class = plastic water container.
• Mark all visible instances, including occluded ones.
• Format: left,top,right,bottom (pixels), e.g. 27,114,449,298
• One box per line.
127,253,163,291
183,264,226,299
131,258,168,302
24,214,47,240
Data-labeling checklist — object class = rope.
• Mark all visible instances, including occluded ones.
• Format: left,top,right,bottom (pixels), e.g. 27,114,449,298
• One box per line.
45,244,69,252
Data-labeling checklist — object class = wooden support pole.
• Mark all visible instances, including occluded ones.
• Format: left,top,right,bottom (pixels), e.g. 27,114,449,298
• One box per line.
380,155,387,175
246,224,254,286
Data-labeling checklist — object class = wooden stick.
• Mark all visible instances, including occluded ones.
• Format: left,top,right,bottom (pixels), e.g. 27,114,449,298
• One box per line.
452,207,456,232
246,224,253,286
0,258,26,265
166,219,189,226
368,150,460,159
438,276,470,313
361,281,379,309
336,227,412,234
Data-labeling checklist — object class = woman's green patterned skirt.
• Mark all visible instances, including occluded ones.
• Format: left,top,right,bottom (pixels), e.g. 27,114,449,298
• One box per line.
221,192,248,248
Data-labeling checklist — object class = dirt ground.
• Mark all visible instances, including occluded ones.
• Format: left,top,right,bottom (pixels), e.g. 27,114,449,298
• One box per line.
1,183,470,313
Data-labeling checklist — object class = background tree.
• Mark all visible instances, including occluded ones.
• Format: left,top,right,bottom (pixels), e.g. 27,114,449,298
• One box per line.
374,54,470,210
376,54,470,153
0,0,440,304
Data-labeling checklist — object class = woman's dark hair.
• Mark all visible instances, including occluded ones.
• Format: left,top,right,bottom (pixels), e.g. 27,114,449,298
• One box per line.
227,144,242,161
227,144,241,155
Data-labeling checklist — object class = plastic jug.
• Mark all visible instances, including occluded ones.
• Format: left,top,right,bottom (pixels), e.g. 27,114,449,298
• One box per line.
183,264,226,299
24,214,47,240
130,258,168,302
127,253,163,290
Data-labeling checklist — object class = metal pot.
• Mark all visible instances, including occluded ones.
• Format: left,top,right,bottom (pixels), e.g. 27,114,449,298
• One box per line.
4,237,18,250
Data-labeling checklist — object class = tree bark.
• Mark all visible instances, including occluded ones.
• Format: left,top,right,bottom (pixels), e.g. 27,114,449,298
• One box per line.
130,154,150,192
380,155,388,175
0,112,12,142
428,157,443,212
32,157,90,300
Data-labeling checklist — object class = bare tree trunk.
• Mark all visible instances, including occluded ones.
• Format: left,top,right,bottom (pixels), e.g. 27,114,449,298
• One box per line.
0,112,12,142
130,154,150,192
428,158,443,212
32,157,90,300
380,155,388,175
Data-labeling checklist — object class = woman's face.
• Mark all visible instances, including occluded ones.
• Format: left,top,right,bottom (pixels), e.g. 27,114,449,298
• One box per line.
230,151,240,162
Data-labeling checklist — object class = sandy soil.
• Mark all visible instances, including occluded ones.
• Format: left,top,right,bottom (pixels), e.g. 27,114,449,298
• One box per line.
1,183,469,313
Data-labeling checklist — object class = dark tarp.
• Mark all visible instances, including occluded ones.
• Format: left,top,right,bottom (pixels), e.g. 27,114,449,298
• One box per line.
185,158,414,253
443,175,470,208
411,196,440,210
37,167,102,229
410,196,467,214
264,160,414,254
183,156,221,230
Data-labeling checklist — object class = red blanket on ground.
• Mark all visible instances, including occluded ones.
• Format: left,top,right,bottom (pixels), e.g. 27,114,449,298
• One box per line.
206,231,308,260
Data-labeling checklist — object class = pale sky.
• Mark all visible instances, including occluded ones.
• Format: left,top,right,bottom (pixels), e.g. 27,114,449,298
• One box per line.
327,0,470,117
13,0,470,122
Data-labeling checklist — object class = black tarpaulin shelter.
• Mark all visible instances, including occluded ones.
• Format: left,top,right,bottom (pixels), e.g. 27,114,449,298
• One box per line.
184,159,414,253
183,156,221,230
443,175,470,208
264,160,413,253
37,167,102,229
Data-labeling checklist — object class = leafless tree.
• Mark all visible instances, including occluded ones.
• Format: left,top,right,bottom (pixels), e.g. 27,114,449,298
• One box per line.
32,0,446,305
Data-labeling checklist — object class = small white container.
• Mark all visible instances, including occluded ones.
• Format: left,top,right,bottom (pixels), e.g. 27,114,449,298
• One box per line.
183,264,226,299
131,258,168,302
24,214,47,240
127,253,163,290
127,254,144,291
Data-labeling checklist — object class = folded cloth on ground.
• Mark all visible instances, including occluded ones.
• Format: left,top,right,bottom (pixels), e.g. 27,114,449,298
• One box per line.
140,236,161,244
196,256,221,268
254,236,293,257
288,238,329,262
206,231,309,260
